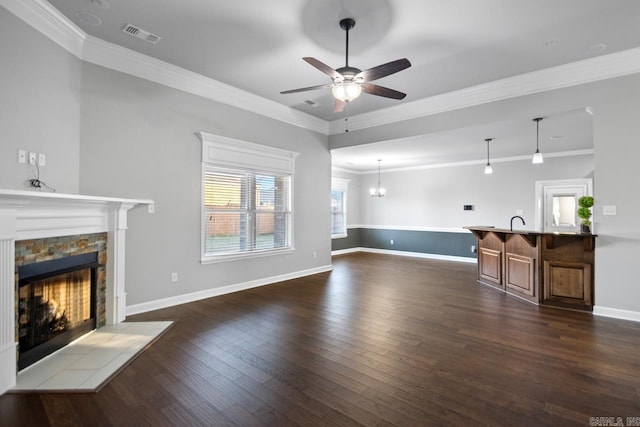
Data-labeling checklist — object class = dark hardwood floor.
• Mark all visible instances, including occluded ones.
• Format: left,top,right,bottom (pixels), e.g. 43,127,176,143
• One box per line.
2,252,640,426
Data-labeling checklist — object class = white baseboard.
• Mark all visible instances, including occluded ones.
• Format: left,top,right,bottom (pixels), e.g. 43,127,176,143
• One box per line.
331,248,361,256
126,264,333,316
332,247,477,264
593,306,640,323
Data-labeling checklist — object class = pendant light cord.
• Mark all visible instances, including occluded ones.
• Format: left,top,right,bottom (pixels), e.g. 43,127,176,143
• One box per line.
485,138,491,164
534,117,543,152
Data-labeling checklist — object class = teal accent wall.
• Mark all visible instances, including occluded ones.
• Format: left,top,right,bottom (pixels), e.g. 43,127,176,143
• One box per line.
332,228,477,259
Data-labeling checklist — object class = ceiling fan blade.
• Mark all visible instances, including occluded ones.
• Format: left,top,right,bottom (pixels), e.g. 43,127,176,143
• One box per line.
355,58,411,82
280,83,333,95
303,57,343,80
333,99,347,113
360,83,407,100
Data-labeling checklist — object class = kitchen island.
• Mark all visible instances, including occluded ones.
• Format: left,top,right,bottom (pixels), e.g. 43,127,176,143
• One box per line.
465,226,596,311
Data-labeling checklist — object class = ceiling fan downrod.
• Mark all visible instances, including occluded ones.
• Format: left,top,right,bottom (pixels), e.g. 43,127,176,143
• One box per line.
339,18,356,68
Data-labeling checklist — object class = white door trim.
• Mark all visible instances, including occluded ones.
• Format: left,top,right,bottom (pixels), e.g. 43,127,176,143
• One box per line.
534,179,593,232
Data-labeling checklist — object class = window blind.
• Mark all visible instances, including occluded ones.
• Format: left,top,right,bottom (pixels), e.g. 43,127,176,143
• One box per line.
204,169,291,255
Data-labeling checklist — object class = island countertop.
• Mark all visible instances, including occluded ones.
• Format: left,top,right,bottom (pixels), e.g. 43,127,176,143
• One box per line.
464,226,596,237
465,225,596,311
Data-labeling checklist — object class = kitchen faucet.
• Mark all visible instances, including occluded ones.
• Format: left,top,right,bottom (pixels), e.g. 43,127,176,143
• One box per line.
510,215,525,231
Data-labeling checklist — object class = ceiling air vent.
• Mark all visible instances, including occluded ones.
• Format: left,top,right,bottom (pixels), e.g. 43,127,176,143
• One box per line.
304,99,319,107
122,23,161,44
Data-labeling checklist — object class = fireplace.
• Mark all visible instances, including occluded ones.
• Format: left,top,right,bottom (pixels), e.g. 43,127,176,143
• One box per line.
0,189,153,395
17,252,99,370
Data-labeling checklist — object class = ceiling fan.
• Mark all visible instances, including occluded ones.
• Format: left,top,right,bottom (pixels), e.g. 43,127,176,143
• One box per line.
280,18,411,113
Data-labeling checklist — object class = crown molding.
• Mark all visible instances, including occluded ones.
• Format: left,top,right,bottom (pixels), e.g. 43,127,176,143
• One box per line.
3,0,328,135
333,149,594,174
81,36,328,134
328,47,640,134
7,0,640,138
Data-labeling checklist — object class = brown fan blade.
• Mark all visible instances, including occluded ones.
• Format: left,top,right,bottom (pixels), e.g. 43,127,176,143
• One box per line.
360,83,407,100
303,57,343,80
355,58,411,82
333,99,347,113
280,83,333,95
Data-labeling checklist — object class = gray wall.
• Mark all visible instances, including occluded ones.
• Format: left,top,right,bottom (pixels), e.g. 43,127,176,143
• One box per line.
4,4,640,316
0,8,81,193
331,73,640,315
0,6,332,309
332,155,593,257
78,64,331,306
592,75,640,312
357,155,593,230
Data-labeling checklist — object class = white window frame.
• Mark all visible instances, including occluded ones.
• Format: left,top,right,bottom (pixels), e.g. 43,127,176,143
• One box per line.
198,132,299,263
331,177,350,239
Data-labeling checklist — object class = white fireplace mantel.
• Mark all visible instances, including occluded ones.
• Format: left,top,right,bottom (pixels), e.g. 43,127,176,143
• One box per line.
0,189,153,394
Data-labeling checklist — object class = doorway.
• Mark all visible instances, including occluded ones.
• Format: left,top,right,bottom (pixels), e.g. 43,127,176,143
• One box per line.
535,179,593,232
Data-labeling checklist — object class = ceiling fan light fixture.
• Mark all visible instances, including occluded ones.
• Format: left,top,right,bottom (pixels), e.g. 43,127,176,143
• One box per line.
332,82,362,102
280,17,411,112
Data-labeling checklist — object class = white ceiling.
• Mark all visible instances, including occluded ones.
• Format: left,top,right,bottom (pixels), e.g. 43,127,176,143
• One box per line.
45,0,640,171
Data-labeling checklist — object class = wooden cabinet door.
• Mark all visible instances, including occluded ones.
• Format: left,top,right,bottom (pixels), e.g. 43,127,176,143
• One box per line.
505,253,536,298
543,261,592,308
479,247,502,289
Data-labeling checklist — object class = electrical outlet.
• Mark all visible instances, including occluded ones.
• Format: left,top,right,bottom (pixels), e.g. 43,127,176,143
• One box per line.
29,152,37,165
313,251,317,259
18,149,26,164
471,245,476,253
148,204,155,214
171,272,178,283
38,153,46,166
390,239,394,245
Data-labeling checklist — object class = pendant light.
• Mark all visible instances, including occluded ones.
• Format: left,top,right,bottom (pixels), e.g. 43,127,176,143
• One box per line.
484,138,493,174
370,159,386,197
532,117,544,164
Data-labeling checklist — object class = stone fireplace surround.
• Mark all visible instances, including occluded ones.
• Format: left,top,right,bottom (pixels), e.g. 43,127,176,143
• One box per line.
0,189,153,395
16,233,107,369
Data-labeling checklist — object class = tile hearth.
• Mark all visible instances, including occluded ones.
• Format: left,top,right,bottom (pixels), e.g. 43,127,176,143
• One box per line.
0,189,154,394
12,321,172,392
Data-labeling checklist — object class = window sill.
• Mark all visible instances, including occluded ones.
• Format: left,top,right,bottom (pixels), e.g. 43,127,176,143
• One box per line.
331,233,348,239
201,247,295,264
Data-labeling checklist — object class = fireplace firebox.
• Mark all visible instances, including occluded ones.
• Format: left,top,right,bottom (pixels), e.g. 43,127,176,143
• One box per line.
17,252,99,370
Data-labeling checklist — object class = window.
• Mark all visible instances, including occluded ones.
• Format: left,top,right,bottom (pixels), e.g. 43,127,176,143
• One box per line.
204,169,291,255
199,132,298,263
331,177,350,238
